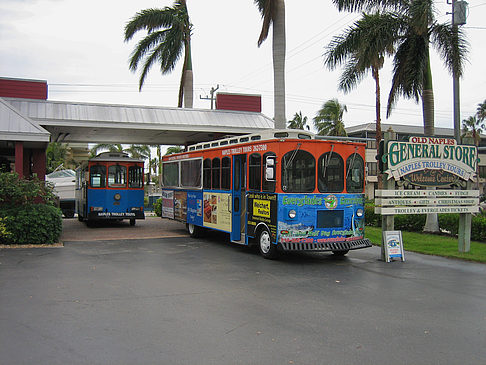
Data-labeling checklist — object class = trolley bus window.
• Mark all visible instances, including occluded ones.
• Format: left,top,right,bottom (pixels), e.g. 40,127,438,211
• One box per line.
281,150,315,193
262,152,276,192
212,158,220,189
346,153,364,193
128,165,143,188
163,162,179,187
90,165,106,188
318,152,344,193
221,157,231,190
203,159,211,189
181,159,202,188
108,165,127,187
249,153,261,191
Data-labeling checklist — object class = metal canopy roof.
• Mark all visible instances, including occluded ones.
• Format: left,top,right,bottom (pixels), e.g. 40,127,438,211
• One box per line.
5,98,274,146
0,98,50,144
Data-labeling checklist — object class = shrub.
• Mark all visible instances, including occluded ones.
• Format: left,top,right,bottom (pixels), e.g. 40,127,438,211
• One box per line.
365,204,380,227
153,198,162,217
0,172,56,206
0,204,62,244
438,214,459,236
395,214,426,231
0,217,10,241
0,172,62,245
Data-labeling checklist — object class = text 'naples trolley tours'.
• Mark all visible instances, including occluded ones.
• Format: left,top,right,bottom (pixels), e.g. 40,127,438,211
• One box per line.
75,152,145,226
161,130,371,259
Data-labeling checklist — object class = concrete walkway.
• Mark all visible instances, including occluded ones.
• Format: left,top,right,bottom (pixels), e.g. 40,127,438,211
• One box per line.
61,216,188,242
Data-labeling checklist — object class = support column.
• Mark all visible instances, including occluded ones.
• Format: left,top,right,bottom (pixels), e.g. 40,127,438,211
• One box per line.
14,141,23,178
32,148,46,180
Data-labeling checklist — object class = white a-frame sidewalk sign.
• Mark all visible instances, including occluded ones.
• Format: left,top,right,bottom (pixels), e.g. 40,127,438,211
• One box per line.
383,231,404,262
376,128,478,261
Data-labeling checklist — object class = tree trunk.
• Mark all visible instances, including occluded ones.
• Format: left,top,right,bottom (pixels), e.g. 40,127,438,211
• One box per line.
422,54,439,233
179,40,194,108
272,0,286,129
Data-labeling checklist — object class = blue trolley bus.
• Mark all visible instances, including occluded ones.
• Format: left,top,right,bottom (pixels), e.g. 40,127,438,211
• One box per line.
76,152,145,226
161,130,372,259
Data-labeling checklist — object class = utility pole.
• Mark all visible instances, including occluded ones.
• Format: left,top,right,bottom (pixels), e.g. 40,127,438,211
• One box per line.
449,0,469,142
199,84,219,110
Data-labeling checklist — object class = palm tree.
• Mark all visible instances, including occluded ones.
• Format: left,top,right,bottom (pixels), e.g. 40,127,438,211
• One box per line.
287,111,309,130
477,100,486,122
332,0,469,137
124,145,151,160
124,0,193,108
462,115,484,189
462,115,485,147
254,0,286,129
165,146,184,155
313,99,348,136
325,12,396,171
89,143,124,158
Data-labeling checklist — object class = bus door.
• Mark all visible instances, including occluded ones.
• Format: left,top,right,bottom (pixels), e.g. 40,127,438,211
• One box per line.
231,154,246,242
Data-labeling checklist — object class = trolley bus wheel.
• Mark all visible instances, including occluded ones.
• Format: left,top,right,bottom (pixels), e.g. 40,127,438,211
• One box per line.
258,228,278,259
130,219,136,226
332,250,349,256
187,223,203,238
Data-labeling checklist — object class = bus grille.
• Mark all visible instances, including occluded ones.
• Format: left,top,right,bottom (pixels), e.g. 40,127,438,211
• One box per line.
280,239,372,252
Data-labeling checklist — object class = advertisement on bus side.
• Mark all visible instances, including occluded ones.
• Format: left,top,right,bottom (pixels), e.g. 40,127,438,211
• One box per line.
186,191,203,226
203,192,232,232
277,193,365,244
247,192,278,241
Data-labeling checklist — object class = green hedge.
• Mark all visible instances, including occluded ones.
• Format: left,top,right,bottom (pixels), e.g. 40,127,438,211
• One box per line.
0,204,62,244
0,172,62,245
153,198,162,217
366,203,486,242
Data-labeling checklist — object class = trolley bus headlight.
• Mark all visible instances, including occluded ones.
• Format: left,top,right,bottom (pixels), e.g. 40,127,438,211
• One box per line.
356,208,364,217
91,206,103,212
288,209,297,219
114,193,121,201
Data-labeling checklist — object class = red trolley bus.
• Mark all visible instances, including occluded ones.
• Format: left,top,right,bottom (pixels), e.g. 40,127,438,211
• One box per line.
161,130,371,259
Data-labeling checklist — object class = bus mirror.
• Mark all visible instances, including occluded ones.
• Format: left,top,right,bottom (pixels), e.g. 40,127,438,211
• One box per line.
265,167,275,181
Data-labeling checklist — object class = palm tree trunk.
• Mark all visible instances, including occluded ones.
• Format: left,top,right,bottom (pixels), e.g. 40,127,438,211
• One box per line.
178,68,185,108
422,53,439,233
422,55,435,137
183,41,194,108
373,66,383,189
272,0,286,129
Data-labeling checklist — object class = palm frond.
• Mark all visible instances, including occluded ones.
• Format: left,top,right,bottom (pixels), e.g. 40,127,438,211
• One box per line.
331,0,403,13
431,22,469,78
387,34,427,116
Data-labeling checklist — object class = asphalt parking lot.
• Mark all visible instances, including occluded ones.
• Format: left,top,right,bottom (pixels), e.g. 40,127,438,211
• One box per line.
1,218,485,365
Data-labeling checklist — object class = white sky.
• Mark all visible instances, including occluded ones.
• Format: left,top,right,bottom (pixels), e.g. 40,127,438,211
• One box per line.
1,0,485,136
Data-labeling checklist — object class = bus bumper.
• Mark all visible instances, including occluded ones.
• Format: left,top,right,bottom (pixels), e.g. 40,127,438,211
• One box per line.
279,238,372,252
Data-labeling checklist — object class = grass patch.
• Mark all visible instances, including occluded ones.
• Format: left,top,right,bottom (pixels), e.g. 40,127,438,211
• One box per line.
365,226,486,264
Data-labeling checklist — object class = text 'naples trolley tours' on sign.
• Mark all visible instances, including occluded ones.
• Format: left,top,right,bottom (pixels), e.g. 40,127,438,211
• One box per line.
160,129,372,259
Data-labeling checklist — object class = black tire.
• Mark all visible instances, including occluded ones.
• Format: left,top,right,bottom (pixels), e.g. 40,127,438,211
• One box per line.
64,210,75,219
187,223,203,238
258,228,278,259
78,214,83,222
332,250,349,256
130,219,136,226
